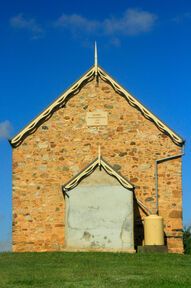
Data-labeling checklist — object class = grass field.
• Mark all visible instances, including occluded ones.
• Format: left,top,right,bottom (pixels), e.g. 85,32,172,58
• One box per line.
0,252,191,288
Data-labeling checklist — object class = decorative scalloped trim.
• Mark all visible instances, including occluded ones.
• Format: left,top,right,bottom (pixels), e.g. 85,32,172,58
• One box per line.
10,67,96,147
10,65,184,147
98,67,183,146
63,157,134,191
62,157,152,214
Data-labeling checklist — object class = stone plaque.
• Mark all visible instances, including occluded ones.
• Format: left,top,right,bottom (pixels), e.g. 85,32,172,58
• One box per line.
86,111,108,126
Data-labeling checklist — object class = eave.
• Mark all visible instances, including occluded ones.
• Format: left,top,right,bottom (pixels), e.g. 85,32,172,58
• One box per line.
9,65,184,148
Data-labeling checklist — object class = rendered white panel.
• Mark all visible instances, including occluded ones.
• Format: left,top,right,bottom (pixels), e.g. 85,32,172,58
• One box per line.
66,169,134,250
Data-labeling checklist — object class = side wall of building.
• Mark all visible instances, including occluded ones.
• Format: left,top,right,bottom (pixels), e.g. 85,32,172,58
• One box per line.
12,78,183,253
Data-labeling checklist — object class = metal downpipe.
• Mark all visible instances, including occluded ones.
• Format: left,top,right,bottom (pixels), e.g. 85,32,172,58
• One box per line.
155,144,185,215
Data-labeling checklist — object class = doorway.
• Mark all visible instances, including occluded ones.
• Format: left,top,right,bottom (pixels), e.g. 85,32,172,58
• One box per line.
65,168,134,251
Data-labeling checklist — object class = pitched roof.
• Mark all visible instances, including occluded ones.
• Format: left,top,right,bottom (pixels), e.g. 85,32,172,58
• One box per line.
9,65,184,147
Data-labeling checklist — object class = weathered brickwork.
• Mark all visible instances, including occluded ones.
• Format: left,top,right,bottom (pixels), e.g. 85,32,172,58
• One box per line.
12,78,183,253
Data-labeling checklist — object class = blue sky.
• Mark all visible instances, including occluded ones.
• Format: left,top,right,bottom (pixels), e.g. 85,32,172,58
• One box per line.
0,0,191,251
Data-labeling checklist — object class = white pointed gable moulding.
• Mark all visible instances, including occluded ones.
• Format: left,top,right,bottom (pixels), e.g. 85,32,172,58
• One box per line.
62,157,134,192
62,156,153,216
62,147,134,192
9,45,184,147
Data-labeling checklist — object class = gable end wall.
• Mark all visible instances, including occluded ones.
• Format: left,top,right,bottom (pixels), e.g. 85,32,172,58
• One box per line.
12,78,183,253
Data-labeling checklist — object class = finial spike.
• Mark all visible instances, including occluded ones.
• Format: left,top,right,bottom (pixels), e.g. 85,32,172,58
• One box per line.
98,145,101,168
94,41,98,76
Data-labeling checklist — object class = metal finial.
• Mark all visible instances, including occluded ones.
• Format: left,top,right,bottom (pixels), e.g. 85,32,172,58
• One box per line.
94,41,98,76
98,145,101,169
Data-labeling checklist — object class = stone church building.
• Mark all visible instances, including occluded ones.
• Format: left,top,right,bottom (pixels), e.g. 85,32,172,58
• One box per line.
10,47,184,253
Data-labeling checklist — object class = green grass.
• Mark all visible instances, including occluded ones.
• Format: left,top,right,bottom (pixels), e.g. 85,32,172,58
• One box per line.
0,252,191,288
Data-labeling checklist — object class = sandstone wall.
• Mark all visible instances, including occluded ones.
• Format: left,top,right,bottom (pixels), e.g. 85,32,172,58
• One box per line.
12,78,183,253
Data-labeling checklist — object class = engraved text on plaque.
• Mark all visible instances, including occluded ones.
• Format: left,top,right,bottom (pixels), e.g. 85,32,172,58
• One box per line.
86,111,108,126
